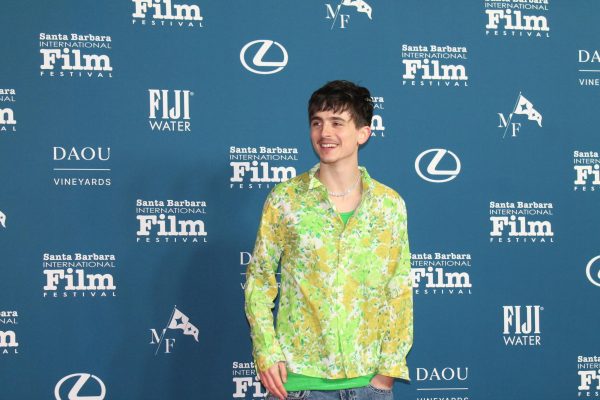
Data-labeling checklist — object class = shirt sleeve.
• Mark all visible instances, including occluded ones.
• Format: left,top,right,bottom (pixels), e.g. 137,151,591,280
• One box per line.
377,196,413,380
244,189,286,373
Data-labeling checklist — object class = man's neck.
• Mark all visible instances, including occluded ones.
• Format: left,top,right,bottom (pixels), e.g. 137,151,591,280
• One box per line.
317,160,361,193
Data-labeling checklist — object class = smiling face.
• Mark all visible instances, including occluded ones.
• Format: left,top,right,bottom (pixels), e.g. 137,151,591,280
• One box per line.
310,109,370,167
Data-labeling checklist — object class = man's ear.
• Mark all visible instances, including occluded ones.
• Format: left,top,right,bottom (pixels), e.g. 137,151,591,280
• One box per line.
358,125,371,145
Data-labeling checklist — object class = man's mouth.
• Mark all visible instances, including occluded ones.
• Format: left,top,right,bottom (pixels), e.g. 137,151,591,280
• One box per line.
320,143,338,148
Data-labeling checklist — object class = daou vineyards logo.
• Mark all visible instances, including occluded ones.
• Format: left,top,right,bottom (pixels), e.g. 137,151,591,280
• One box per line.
401,44,468,87
132,0,204,28
497,92,542,138
410,252,472,295
150,306,199,354
52,146,111,187
415,149,461,183
230,146,298,189
370,96,385,138
0,310,19,355
136,199,207,243
577,355,600,397
415,366,469,400
324,0,372,30
54,373,106,400
0,88,16,134
489,201,554,243
574,151,600,192
484,0,550,38
233,360,267,399
39,33,112,78
586,256,600,288
148,89,193,132
239,251,281,290
503,305,542,346
579,49,600,87
43,252,117,299
240,40,288,75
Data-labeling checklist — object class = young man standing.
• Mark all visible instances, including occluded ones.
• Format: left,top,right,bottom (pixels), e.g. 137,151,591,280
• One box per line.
245,80,412,400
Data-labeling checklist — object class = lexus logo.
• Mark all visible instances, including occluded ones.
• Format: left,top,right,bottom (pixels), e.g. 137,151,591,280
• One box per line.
240,40,288,74
586,256,600,287
415,149,461,183
54,373,106,400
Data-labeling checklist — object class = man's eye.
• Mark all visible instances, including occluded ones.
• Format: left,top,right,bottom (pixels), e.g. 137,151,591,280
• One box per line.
311,121,321,127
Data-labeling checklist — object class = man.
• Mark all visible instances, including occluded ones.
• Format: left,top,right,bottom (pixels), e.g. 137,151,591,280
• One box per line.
245,80,412,400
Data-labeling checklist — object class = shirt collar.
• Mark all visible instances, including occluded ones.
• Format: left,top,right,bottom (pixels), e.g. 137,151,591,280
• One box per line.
307,163,373,194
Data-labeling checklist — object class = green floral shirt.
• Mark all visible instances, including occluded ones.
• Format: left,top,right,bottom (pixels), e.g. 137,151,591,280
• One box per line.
244,164,412,380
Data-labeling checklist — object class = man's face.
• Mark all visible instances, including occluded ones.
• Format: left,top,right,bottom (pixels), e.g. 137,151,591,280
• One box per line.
310,109,370,166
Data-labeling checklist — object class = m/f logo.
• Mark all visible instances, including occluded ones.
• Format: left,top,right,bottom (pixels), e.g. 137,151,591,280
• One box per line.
150,306,199,354
497,92,542,138
325,0,372,29
132,0,204,27
149,89,192,132
503,305,542,346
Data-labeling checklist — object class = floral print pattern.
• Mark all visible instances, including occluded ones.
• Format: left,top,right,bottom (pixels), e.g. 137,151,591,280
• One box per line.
245,164,412,380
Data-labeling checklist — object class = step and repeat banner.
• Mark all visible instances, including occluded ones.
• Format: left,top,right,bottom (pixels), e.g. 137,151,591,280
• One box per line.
1,1,599,399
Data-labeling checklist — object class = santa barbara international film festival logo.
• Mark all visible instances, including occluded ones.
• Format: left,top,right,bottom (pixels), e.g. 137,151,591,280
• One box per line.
324,0,372,30
233,360,268,399
410,252,472,296
136,198,207,243
54,373,106,400
574,150,600,192
484,0,550,38
132,0,204,28
52,146,111,187
577,355,600,397
148,89,193,133
42,252,117,299
415,149,461,183
39,33,112,78
0,310,19,355
401,44,468,87
370,96,385,138
150,306,199,355
497,92,542,138
0,88,16,134
414,366,469,400
239,251,280,290
229,146,298,190
489,201,554,244
240,40,288,75
503,305,542,346
578,49,600,88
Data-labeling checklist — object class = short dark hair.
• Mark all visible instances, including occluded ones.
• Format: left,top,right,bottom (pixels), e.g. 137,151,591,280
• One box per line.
308,80,373,128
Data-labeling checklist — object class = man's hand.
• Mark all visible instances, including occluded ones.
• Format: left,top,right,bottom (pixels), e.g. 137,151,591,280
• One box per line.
259,361,288,400
370,374,394,390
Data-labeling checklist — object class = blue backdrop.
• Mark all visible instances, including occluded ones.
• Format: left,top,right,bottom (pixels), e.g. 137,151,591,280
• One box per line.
1,1,599,399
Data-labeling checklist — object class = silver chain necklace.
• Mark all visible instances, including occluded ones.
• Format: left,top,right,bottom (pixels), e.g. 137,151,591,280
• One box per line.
318,169,361,197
